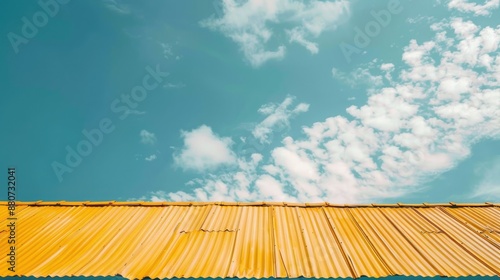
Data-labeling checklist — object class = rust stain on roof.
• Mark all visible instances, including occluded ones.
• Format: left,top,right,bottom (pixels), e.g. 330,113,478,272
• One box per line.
0,201,499,279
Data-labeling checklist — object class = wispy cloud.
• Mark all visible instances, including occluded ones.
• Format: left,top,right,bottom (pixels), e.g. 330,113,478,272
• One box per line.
406,15,435,24
127,195,146,201
163,82,185,89
286,28,319,54
140,130,157,145
145,154,157,161
123,109,146,117
332,65,384,88
470,157,500,200
201,0,350,67
102,0,130,14
448,0,499,16
173,125,237,172
252,96,309,144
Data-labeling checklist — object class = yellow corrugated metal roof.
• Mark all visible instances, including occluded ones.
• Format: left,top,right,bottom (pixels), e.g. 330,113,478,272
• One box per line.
1,201,499,279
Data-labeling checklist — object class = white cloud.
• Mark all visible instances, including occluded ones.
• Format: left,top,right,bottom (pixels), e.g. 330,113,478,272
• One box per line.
470,157,500,200
140,130,157,145
255,174,297,201
150,191,171,202
252,96,309,143
448,0,499,16
173,125,237,172
145,154,157,161
380,63,395,82
347,89,419,132
201,0,350,67
147,17,500,203
152,153,264,202
380,63,394,71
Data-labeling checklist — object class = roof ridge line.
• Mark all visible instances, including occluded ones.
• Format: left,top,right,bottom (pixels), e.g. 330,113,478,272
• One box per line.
0,201,498,207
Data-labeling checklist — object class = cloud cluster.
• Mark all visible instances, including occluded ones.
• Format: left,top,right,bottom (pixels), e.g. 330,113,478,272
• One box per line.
201,0,350,67
448,0,499,16
151,16,500,203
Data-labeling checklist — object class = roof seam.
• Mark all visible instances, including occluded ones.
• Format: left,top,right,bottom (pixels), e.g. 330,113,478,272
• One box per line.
198,204,215,231
295,207,315,277
271,206,289,278
375,208,444,276
346,208,395,276
412,207,500,276
320,206,357,279
438,207,500,250
225,227,239,278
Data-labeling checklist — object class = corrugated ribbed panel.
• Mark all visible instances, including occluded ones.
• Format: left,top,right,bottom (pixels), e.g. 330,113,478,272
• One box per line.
273,206,352,278
0,202,498,279
415,208,500,274
323,207,392,278
348,208,440,276
380,208,496,276
444,207,500,247
228,206,275,278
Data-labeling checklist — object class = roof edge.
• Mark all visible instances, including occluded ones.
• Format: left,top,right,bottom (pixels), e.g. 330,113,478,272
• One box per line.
0,201,498,207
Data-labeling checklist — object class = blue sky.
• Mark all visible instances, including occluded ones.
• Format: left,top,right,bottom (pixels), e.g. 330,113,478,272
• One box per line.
0,0,499,203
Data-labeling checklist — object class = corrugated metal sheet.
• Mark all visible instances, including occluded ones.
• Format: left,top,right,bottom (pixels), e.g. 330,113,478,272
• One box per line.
0,201,499,279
